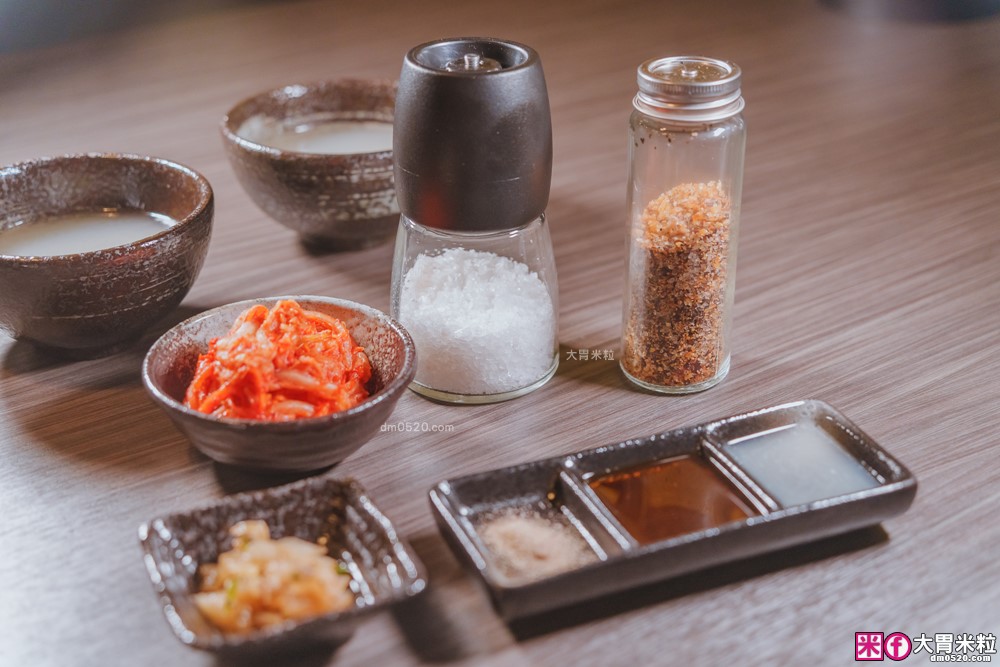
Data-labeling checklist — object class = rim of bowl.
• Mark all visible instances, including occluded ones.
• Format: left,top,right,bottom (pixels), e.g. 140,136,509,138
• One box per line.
142,295,417,430
220,78,397,160
0,153,213,262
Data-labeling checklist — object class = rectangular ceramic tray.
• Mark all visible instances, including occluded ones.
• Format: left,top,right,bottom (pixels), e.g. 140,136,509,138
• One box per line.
140,476,427,652
430,400,916,620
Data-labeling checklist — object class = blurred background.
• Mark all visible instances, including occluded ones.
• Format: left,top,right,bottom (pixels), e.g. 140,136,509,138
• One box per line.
2,0,1000,55
0,0,279,53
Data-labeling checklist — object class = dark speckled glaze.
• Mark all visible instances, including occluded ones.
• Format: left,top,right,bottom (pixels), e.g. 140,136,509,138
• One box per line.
142,296,416,472
138,475,427,653
221,80,397,250
0,153,213,355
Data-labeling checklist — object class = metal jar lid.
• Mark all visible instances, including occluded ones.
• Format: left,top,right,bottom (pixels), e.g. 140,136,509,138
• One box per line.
634,56,744,122
394,37,552,232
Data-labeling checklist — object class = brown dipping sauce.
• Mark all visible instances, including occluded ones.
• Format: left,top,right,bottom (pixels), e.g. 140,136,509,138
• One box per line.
589,454,759,545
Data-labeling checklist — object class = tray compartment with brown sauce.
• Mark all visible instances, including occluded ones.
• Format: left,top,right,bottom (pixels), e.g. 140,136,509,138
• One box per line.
429,400,916,620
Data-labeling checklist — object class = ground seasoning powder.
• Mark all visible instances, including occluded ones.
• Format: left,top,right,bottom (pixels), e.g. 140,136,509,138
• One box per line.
622,181,732,387
478,510,595,585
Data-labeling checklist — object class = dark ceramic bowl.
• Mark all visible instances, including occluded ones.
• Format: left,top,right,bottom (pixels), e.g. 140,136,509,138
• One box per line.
142,296,416,472
0,153,213,356
221,80,397,251
139,475,427,653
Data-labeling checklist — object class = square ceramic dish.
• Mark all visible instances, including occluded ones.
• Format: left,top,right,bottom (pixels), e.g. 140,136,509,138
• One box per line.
139,476,426,652
430,400,916,620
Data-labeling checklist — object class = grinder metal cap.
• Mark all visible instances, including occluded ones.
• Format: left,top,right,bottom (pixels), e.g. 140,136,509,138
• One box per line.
394,37,552,232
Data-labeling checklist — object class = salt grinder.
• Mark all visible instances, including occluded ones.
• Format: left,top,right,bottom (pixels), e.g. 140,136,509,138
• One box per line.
390,37,559,404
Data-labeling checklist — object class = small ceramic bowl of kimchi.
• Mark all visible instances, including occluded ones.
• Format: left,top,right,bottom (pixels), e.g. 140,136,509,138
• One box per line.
142,296,416,472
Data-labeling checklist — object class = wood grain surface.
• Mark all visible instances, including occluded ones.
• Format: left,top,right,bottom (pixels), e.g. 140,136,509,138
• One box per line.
1,1,998,665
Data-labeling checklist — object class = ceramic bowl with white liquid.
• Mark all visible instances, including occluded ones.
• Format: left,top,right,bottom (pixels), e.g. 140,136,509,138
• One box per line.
0,153,213,356
221,79,398,251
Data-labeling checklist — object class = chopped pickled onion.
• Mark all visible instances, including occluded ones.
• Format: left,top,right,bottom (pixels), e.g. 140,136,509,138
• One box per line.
184,300,372,421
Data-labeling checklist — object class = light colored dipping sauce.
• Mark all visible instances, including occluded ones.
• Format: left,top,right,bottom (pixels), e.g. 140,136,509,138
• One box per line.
589,455,758,545
246,119,393,155
0,211,175,256
724,421,881,506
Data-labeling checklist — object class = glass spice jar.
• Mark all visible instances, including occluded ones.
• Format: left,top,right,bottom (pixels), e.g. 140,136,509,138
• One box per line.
621,56,746,393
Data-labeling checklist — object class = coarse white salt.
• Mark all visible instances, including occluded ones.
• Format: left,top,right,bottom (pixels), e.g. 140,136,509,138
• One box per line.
398,247,556,396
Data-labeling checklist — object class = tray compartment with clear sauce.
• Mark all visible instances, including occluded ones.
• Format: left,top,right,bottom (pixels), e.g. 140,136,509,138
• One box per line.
704,401,895,508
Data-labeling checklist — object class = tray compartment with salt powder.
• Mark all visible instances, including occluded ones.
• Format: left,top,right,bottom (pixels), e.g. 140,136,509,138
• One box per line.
430,462,628,620
429,399,916,620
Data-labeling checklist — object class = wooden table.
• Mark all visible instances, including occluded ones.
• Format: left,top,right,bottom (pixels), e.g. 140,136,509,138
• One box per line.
2,1,998,664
